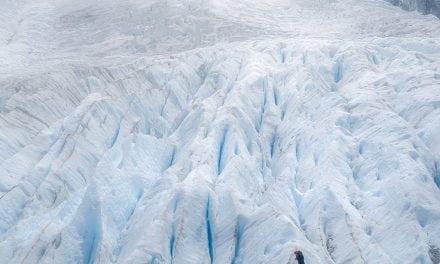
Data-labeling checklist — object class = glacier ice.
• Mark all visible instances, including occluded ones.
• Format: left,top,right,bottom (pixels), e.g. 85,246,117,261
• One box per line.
1,0,440,263
386,0,440,17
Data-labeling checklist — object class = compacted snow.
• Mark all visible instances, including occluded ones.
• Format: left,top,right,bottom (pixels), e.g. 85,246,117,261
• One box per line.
1,0,440,263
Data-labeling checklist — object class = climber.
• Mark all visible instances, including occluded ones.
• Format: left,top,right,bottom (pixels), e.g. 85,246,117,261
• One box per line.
288,249,305,264
294,250,305,264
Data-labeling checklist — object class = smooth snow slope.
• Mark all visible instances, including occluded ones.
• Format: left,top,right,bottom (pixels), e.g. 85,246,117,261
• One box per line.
1,0,440,263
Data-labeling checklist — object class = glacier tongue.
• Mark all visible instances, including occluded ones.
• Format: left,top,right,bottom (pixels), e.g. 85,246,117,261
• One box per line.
1,0,440,263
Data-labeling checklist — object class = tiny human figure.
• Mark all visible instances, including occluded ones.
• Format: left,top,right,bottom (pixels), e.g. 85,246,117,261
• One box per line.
294,250,305,264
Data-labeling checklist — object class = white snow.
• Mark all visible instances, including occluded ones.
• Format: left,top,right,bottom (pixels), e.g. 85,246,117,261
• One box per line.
1,0,440,263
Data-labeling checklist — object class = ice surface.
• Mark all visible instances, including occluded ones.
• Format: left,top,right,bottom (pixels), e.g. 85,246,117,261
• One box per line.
1,0,440,263
386,0,440,17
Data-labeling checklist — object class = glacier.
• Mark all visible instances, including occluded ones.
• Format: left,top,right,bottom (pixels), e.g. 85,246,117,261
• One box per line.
1,0,440,263
387,0,440,17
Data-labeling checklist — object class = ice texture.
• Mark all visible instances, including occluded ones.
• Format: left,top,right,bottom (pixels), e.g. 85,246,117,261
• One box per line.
386,0,440,17
1,0,440,263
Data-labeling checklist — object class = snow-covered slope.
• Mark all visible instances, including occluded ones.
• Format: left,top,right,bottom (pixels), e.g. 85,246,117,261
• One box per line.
1,0,440,263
